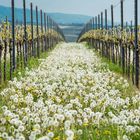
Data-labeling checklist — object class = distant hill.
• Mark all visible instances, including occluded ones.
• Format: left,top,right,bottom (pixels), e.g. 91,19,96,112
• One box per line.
0,5,91,24
48,13,91,24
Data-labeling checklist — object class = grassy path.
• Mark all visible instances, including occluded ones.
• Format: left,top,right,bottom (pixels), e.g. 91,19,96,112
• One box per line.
0,43,139,140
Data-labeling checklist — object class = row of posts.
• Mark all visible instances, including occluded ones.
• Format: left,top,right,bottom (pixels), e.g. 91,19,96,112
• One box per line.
77,0,139,88
11,0,65,76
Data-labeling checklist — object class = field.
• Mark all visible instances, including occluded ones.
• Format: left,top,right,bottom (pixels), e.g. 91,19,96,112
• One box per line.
60,24,83,42
0,43,139,140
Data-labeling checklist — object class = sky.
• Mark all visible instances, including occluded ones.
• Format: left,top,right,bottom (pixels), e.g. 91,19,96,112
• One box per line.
0,0,140,23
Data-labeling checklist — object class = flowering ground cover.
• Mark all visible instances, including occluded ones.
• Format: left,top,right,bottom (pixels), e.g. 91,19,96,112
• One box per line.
0,43,140,140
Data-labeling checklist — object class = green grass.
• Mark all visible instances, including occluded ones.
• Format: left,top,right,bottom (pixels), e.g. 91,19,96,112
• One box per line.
79,42,139,140
84,42,137,97
13,51,51,79
84,42,123,74
100,56,123,74
0,42,139,140
85,42,134,76
0,47,54,109
0,49,53,91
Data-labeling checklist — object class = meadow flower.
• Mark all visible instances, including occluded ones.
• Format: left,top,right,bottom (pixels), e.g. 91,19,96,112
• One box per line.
1,132,8,139
0,43,139,139
18,125,25,132
77,129,83,135
126,125,137,133
47,132,54,138
65,130,74,138
122,135,129,140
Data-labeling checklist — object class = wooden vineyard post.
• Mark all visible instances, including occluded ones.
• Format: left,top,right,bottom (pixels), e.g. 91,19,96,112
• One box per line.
30,3,34,57
44,13,47,51
101,12,103,56
36,6,40,58
105,9,108,58
134,0,139,87
121,0,125,74
40,10,44,52
11,0,15,70
3,17,8,81
23,0,28,67
111,5,115,63
95,16,97,30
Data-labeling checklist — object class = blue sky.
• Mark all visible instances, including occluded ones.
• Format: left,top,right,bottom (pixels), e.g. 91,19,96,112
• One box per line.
0,0,140,23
